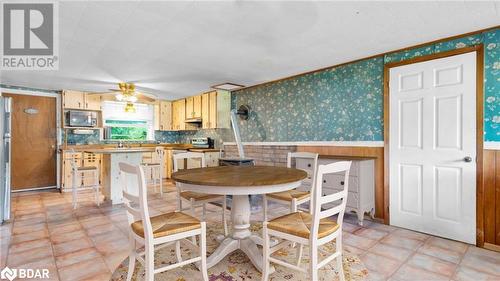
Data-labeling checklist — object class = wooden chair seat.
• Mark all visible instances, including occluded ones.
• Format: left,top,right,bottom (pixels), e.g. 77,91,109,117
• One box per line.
180,191,222,201
77,166,98,171
267,211,339,239
267,190,310,202
131,211,201,238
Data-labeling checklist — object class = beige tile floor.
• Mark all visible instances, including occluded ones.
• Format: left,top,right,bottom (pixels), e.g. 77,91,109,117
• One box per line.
1,182,500,281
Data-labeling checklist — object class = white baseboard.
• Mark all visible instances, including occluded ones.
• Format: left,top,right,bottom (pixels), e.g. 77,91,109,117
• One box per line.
484,142,500,150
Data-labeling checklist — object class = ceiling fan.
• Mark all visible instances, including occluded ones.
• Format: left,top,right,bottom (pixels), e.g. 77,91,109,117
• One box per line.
88,82,157,112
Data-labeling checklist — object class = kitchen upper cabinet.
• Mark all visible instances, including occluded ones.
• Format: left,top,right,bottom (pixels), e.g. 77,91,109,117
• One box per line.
215,90,231,128
155,100,172,131
62,90,102,111
85,94,102,111
160,101,172,131
185,95,202,119
209,91,218,129
201,90,230,129
172,99,186,130
202,93,210,129
62,90,85,109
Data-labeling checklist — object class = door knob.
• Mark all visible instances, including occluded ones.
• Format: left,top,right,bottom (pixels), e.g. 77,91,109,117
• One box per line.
463,156,473,162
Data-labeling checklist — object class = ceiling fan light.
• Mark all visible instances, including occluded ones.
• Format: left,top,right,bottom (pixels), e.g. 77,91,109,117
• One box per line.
129,96,138,103
124,102,136,113
115,93,124,101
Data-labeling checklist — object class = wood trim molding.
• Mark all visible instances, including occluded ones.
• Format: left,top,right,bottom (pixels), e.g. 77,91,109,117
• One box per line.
383,45,485,245
223,141,384,147
235,25,499,92
485,142,500,150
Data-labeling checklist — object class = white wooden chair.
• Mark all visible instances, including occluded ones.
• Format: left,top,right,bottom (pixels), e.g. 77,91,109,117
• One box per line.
262,161,351,281
263,152,318,222
70,151,101,209
173,152,228,236
119,162,208,281
141,147,165,196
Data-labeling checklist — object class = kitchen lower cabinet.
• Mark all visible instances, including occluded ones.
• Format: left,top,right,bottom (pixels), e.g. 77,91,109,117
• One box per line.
61,152,102,191
296,157,375,225
205,152,220,167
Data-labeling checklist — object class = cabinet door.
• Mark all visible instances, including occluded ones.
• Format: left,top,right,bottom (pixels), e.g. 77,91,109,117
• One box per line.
63,90,85,109
177,99,186,130
216,90,231,128
171,101,178,130
84,94,101,110
202,93,210,129
209,91,217,128
205,152,219,167
185,97,194,119
153,103,160,130
160,101,172,131
193,95,202,118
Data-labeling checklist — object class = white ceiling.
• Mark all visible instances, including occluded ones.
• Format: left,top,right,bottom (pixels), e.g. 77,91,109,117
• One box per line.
1,1,499,99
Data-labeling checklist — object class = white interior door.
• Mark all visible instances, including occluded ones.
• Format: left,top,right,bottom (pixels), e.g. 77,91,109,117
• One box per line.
389,52,476,244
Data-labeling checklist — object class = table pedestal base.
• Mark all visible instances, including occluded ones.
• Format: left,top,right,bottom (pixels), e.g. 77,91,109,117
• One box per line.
206,195,274,272
207,234,267,271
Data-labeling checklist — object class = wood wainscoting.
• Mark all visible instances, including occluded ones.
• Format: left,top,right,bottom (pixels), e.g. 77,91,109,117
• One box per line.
483,149,500,251
297,146,385,221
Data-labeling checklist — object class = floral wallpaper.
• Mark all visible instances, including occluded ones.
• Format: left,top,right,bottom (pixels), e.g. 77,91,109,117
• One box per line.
484,30,499,140
233,28,500,142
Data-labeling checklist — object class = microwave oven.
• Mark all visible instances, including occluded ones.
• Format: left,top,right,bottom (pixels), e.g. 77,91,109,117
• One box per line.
66,110,98,127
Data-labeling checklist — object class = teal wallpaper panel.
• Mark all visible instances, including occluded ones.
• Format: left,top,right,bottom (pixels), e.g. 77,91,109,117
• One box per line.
484,30,499,140
233,28,500,142
232,57,384,142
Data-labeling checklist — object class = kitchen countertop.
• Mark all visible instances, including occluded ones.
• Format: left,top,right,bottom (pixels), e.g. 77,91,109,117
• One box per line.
83,147,156,154
188,148,221,153
61,143,193,152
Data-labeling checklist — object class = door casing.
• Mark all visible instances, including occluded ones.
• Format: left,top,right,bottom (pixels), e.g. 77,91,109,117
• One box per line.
0,88,62,191
383,45,484,246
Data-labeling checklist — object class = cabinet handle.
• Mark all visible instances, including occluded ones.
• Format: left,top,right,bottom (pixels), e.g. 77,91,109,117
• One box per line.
307,164,311,167
340,181,345,185
78,102,81,108
323,179,326,183
86,102,88,108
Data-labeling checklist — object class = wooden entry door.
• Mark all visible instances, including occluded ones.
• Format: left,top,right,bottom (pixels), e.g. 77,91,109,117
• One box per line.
2,93,57,190
389,52,477,244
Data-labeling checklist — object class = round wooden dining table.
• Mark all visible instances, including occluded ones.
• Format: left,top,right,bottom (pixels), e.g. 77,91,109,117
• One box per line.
172,165,307,272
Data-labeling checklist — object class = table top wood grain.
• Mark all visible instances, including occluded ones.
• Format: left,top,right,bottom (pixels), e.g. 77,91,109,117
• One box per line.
172,166,307,187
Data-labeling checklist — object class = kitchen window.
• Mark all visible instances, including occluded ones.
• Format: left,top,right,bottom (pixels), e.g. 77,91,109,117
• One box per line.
102,101,154,140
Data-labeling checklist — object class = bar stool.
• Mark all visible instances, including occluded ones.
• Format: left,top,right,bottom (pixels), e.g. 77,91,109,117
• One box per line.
70,153,101,209
141,147,165,196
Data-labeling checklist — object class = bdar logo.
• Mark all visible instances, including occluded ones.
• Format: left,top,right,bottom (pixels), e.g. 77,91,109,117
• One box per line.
0,267,17,281
3,3,54,56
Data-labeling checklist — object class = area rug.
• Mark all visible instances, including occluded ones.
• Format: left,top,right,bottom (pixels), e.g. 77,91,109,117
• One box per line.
111,223,368,281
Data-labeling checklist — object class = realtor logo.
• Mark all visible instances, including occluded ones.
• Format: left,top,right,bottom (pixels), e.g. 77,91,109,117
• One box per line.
0,267,16,281
0,266,50,280
1,2,58,70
